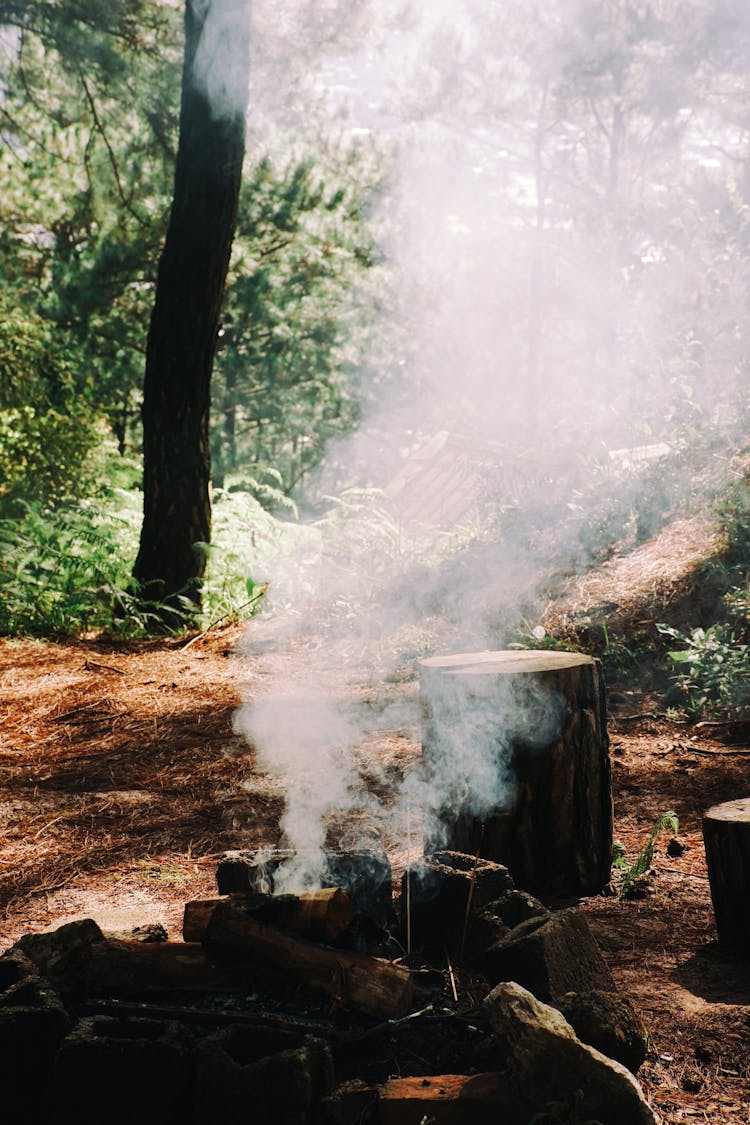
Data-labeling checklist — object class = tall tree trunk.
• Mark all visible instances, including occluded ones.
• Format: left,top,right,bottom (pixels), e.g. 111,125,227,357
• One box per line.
133,0,250,612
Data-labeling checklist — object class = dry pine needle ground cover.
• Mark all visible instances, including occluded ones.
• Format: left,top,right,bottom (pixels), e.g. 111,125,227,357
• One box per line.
1,620,750,1123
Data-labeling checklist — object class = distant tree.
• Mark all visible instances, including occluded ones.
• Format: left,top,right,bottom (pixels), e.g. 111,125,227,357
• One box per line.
132,0,250,611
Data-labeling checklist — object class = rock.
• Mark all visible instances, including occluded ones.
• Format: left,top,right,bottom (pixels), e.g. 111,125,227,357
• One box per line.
557,990,649,1073
482,907,615,1001
481,889,549,929
0,949,70,1124
53,1015,190,1125
16,918,105,998
319,1079,378,1125
192,1023,333,1125
106,922,169,943
484,981,659,1125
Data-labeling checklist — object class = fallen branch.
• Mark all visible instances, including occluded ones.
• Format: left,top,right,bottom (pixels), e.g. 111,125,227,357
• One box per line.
180,585,268,651
80,999,331,1038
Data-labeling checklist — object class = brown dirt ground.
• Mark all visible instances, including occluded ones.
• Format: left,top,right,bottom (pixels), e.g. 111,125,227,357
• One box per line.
1,625,750,1122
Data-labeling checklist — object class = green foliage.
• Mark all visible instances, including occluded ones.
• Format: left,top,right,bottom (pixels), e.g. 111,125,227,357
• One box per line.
212,150,383,492
657,622,750,719
0,300,101,505
612,811,679,899
0,488,285,638
0,496,141,635
510,621,578,653
0,7,380,484
715,475,750,566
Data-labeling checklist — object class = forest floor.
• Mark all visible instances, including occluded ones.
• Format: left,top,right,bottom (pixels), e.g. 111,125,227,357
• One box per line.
1,618,750,1123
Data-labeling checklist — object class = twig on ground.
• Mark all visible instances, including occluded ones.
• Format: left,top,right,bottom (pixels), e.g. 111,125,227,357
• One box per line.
84,661,125,675
180,586,268,652
445,949,458,1002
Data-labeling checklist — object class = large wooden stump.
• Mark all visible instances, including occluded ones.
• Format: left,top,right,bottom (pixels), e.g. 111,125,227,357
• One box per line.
703,798,750,951
420,650,612,898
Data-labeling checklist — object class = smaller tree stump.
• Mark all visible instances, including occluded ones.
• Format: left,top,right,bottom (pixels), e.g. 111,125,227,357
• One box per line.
703,798,750,950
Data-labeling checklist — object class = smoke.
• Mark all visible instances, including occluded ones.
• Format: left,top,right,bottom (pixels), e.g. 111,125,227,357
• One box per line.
231,0,750,887
192,0,251,122
235,692,361,892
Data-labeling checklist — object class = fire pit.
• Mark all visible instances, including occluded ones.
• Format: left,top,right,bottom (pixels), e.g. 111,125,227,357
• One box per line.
3,847,654,1122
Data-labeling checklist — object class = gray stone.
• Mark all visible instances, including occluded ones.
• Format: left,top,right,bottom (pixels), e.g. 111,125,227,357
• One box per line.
482,889,550,929
484,981,659,1125
557,990,649,1073
482,906,615,1001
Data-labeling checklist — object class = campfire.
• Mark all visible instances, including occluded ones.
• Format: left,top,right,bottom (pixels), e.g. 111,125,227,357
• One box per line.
3,844,656,1125
2,652,658,1123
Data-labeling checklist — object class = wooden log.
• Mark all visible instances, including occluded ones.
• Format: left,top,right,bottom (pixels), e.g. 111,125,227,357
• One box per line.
703,797,750,950
183,888,354,944
183,897,231,942
378,1073,515,1125
420,650,612,897
204,898,415,1019
85,939,263,994
216,848,394,925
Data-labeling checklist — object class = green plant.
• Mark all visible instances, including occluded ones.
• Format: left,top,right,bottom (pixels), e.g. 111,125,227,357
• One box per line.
657,622,750,718
0,487,279,638
510,621,576,652
612,811,679,898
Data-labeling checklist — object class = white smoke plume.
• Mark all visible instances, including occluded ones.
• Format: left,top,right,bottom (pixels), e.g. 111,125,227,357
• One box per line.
193,0,251,121
232,0,750,887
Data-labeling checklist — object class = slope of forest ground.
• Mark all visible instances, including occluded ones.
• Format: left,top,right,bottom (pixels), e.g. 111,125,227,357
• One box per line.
2,518,750,1124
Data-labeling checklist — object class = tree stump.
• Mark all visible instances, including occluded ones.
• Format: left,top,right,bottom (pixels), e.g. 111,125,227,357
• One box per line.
702,798,750,950
419,650,612,897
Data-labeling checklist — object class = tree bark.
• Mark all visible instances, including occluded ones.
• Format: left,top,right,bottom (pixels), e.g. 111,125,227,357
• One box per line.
183,889,355,944
133,0,249,611
204,899,415,1019
703,798,750,950
420,650,613,898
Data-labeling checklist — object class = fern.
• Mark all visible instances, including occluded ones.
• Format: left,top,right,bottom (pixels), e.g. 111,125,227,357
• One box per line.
612,811,679,898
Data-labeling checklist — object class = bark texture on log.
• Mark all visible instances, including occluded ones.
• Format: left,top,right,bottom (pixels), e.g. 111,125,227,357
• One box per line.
420,650,612,897
204,899,414,1019
378,1073,515,1125
703,797,750,951
85,939,261,994
183,889,354,944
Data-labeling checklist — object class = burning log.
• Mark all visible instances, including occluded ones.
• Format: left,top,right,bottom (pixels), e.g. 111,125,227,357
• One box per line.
420,650,612,897
216,847,393,926
183,888,354,944
204,897,415,1019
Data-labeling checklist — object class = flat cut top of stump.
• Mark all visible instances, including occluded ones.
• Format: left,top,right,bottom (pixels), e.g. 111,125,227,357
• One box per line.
704,798,750,822
419,650,595,676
